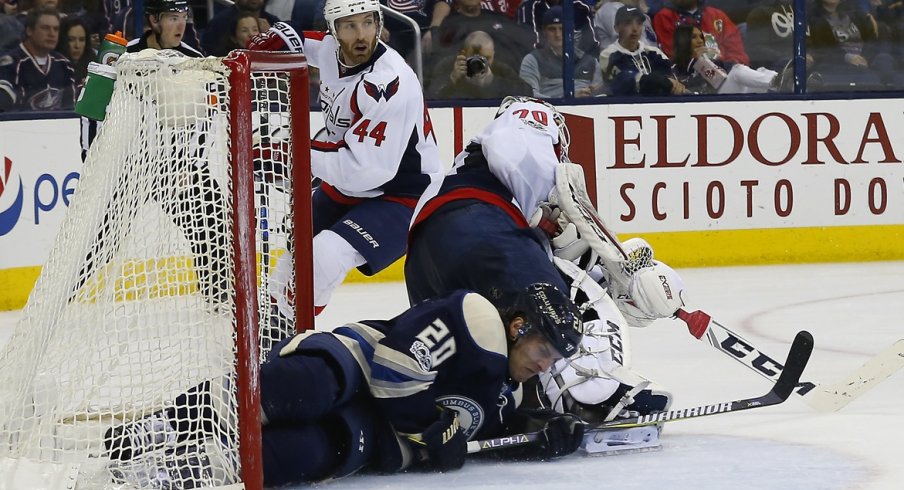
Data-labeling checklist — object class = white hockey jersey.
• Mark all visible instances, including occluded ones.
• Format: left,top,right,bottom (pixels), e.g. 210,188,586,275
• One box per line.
302,31,441,199
412,99,561,226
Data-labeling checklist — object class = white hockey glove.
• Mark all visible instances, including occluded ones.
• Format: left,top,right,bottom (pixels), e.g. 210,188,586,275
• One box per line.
551,223,590,262
529,203,591,262
612,238,687,328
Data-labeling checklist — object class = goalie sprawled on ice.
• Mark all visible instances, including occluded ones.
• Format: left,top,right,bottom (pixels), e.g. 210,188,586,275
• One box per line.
406,95,691,454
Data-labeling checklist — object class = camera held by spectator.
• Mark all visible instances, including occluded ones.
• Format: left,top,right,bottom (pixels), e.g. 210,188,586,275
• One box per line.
466,54,489,78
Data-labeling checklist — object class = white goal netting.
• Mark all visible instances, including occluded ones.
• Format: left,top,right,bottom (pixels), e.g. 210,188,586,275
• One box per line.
0,50,308,489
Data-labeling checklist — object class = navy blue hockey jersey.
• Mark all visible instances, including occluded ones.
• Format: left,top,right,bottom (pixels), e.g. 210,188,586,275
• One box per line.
284,290,519,440
0,44,76,111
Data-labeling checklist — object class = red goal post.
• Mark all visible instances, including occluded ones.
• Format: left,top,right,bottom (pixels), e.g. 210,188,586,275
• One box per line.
226,49,314,490
0,49,313,490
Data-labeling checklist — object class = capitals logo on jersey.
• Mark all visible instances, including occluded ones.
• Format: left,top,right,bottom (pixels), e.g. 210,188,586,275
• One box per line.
362,76,400,102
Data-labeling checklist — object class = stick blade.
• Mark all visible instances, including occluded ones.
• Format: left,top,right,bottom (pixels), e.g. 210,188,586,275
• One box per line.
771,330,815,401
804,339,904,412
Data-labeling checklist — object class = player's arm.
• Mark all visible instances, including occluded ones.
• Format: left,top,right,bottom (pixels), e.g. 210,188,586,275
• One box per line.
310,76,420,194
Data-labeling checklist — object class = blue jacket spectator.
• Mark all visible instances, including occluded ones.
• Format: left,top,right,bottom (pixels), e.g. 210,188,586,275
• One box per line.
201,0,281,56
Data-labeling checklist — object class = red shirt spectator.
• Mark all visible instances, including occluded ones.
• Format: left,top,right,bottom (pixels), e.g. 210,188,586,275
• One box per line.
652,0,749,64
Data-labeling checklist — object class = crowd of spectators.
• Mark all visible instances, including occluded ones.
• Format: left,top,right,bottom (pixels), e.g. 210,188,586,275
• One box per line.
1,0,903,113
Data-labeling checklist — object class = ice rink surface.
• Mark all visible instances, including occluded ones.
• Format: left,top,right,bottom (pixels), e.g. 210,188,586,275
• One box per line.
2,261,902,489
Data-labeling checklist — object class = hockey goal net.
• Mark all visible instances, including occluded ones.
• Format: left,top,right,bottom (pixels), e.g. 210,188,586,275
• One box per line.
0,50,312,490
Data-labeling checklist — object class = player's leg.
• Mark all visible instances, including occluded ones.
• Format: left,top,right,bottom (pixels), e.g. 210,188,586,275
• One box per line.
312,197,412,310
259,333,365,425
405,202,569,307
262,398,411,485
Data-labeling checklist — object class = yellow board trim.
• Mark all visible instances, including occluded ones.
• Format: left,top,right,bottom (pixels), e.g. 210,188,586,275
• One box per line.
2,224,902,311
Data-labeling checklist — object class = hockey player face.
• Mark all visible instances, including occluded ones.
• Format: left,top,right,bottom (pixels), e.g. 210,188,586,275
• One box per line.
507,320,563,383
151,11,188,49
335,12,378,67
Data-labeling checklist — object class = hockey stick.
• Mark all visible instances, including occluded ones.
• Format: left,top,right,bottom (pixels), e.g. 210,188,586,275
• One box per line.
467,330,813,454
676,309,904,412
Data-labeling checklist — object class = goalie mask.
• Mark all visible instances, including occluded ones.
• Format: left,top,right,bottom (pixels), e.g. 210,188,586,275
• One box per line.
510,283,584,357
496,96,571,162
323,0,384,41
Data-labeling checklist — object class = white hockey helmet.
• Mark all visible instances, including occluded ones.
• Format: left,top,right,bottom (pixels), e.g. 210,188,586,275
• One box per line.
496,96,571,162
323,0,384,39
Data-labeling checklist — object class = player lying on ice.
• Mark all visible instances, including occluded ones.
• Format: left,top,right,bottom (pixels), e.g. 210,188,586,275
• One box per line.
405,95,691,453
104,283,586,486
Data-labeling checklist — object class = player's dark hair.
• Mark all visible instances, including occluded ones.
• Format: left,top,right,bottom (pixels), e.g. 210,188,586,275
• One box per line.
25,7,60,31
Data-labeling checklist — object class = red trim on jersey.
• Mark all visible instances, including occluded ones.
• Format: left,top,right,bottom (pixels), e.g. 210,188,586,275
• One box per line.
411,188,529,230
321,182,364,205
303,30,327,41
349,85,364,126
312,139,347,152
382,195,418,208
453,106,463,156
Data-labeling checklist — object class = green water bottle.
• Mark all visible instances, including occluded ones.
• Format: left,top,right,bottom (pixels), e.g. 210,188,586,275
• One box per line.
98,31,127,65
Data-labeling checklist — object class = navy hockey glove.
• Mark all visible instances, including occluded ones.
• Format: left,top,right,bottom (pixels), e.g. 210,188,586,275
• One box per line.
536,414,584,459
413,407,467,472
246,22,303,53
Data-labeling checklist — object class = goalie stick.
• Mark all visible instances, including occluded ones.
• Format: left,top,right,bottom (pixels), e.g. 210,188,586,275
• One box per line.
676,309,904,413
467,330,814,454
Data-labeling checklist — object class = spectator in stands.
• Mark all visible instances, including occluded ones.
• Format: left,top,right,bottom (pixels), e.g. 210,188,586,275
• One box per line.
1,0,24,50
210,11,260,56
745,0,797,71
432,0,535,70
594,0,657,49
518,0,599,55
599,5,688,95
520,6,604,97
56,15,93,88
671,23,778,93
201,0,280,56
283,0,326,31
426,0,517,54
60,0,108,46
653,0,750,64
808,0,898,89
708,0,759,24
0,8,76,111
427,30,532,98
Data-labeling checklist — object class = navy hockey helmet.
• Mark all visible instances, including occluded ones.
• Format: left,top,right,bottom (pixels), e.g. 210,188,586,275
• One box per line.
146,0,190,15
513,283,584,357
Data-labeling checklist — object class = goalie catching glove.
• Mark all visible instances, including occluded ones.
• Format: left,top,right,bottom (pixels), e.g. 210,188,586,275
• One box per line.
613,238,688,329
246,22,304,53
408,406,467,471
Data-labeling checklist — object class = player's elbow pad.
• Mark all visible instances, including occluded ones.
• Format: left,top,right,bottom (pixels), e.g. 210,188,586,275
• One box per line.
246,22,303,53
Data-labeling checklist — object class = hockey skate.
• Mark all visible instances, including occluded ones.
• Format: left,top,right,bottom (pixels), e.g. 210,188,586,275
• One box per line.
105,413,180,462
107,443,215,489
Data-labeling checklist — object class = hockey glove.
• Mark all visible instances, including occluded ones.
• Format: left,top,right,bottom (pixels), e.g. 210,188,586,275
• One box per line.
537,413,584,459
246,22,303,53
413,407,467,472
